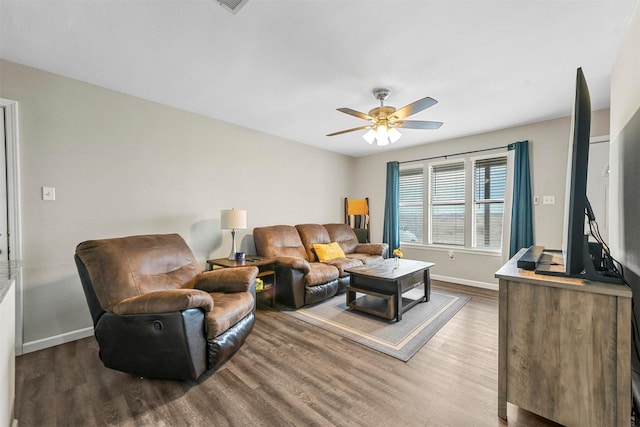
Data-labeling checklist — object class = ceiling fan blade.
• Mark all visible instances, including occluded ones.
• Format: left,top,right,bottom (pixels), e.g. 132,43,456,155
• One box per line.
393,97,438,119
326,125,371,137
395,120,443,129
337,107,374,121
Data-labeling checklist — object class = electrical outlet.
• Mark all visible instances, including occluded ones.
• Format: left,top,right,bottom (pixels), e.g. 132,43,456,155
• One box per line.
543,195,555,205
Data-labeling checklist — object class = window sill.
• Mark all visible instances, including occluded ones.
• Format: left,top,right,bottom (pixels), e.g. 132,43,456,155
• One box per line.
399,242,503,257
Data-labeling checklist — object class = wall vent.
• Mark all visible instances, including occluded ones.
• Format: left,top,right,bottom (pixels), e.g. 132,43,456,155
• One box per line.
217,0,250,14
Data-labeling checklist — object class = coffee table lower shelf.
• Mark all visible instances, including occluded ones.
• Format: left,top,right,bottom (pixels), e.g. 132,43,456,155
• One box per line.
347,286,402,320
347,287,427,320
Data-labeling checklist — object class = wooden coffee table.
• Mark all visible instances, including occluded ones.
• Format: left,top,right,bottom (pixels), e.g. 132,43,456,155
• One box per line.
345,259,435,322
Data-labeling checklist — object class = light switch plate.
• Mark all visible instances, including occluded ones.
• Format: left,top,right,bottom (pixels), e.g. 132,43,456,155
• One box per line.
42,187,55,201
543,195,555,205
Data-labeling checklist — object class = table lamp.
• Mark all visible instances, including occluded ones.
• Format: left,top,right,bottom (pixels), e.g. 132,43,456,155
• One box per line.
221,209,247,260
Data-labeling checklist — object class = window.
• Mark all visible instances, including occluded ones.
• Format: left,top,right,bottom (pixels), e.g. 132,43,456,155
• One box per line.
399,167,423,243
473,156,507,248
429,162,465,245
398,153,509,251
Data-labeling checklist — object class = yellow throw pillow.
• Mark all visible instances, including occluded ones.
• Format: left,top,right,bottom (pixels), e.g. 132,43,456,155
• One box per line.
313,242,346,262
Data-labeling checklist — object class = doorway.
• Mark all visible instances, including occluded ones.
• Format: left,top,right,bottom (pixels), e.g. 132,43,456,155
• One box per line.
0,108,7,258
587,137,611,242
1,98,23,355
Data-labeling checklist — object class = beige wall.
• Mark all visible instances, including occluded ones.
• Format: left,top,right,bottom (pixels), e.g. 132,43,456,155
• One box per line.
0,59,354,346
352,110,611,287
0,56,618,348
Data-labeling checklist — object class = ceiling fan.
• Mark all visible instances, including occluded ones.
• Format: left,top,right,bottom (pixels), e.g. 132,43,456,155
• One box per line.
327,88,443,146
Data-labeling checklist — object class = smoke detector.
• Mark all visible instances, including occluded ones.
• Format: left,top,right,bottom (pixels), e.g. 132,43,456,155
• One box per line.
217,0,250,14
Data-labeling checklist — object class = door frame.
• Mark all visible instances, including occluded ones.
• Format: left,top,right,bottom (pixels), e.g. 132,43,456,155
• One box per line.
1,98,23,355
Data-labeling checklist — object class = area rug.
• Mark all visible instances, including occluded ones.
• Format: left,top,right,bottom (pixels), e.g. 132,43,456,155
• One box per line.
283,288,470,361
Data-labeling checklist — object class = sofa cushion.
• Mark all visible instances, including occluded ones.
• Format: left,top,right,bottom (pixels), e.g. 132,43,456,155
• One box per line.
253,225,308,260
346,253,385,265
355,243,388,256
313,242,346,262
296,223,331,261
324,223,360,254
324,257,364,277
205,291,255,339
305,262,340,286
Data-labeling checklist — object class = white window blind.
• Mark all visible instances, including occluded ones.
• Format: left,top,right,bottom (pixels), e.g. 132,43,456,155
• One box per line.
430,162,465,245
473,156,507,248
399,167,423,243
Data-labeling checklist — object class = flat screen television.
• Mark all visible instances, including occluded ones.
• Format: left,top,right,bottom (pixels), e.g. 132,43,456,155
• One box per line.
536,67,623,284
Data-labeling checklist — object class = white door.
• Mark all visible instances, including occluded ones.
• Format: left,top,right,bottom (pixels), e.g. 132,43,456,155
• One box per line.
587,139,610,242
0,99,21,355
0,108,8,259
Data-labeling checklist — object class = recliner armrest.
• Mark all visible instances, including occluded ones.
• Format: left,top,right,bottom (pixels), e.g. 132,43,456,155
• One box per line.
192,266,258,293
355,243,389,257
112,289,214,315
275,256,311,274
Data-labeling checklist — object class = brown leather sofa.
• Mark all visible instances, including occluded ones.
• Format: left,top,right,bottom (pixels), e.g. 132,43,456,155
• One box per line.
253,223,388,308
75,233,257,380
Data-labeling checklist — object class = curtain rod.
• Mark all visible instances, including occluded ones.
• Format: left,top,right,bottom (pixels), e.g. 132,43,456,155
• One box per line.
398,144,510,165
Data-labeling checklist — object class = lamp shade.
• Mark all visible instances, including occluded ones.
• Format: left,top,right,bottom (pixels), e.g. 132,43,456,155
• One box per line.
388,127,402,143
221,209,247,230
375,124,389,146
363,128,376,144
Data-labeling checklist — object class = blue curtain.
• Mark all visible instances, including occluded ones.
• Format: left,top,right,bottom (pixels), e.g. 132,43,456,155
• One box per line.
508,140,534,257
383,161,400,252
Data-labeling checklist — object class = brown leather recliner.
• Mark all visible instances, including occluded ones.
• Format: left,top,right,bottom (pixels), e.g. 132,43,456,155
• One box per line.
74,233,257,380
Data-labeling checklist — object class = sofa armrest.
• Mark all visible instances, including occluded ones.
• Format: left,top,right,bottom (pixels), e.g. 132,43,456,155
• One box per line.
112,289,214,315
193,266,258,293
275,256,311,274
355,243,389,257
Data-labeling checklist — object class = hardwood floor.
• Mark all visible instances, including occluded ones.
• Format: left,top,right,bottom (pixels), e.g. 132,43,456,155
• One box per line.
15,282,562,426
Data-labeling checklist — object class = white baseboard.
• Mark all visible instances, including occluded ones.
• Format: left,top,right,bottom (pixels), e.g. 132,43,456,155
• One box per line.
431,274,499,291
22,327,94,354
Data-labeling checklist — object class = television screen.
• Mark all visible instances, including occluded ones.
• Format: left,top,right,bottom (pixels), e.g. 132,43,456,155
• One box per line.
536,68,622,284
562,67,591,276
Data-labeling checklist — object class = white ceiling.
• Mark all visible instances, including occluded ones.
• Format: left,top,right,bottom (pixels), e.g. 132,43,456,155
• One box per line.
1,0,637,157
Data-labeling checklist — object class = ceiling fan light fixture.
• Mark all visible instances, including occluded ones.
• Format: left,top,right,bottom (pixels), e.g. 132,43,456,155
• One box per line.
363,128,376,144
328,88,441,147
388,127,402,144
375,125,389,146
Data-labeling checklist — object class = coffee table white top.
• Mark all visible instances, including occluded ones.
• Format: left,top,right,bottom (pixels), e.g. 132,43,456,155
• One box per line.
345,258,435,280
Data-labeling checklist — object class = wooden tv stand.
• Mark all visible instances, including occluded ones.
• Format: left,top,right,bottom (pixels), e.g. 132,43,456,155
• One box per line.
496,249,632,426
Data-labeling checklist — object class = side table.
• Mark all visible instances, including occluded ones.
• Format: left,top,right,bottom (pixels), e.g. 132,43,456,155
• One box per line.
206,256,277,307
